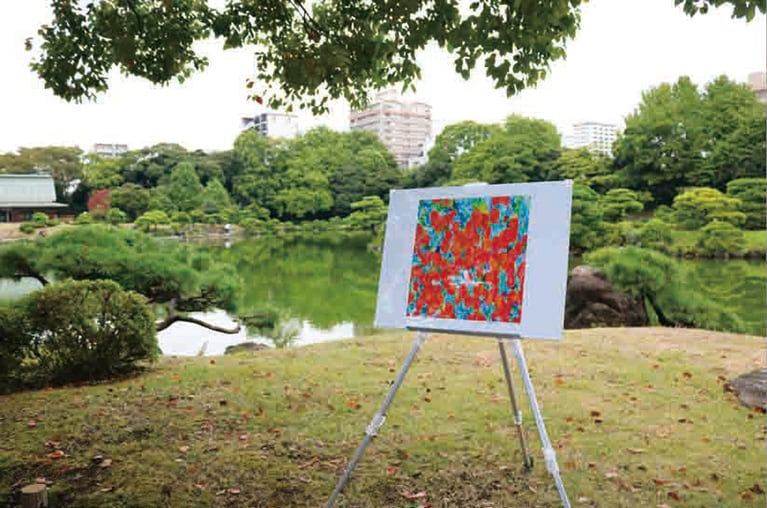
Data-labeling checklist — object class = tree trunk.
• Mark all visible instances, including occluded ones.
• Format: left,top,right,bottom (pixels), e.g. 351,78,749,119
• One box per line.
20,484,47,508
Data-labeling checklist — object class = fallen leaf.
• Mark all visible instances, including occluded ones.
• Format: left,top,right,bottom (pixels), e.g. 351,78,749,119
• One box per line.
179,446,190,453
47,450,65,459
682,371,692,379
99,459,112,468
386,465,397,475
590,410,601,418
401,491,427,500
27,420,38,428
627,448,645,454
227,487,241,495
100,487,114,493
750,484,765,494
209,359,216,365
667,491,681,501
740,491,754,500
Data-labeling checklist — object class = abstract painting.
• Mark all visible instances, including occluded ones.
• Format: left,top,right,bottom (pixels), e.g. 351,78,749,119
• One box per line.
405,195,530,323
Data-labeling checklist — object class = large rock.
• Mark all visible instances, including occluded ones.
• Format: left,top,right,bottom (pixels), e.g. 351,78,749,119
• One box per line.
564,265,649,329
727,369,767,410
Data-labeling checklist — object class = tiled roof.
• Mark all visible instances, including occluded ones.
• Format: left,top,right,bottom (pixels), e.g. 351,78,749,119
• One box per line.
0,174,64,206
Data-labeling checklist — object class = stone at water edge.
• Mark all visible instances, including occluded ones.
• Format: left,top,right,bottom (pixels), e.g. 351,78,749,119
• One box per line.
224,342,270,355
728,369,767,410
564,265,649,329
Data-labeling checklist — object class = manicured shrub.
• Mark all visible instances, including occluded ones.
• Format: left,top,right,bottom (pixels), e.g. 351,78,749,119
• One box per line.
23,279,157,385
75,211,94,224
726,178,766,230
695,220,745,258
0,302,30,392
18,222,35,234
672,187,745,230
637,219,673,253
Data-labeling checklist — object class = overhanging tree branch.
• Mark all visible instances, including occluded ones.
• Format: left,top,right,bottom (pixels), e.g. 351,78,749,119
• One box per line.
156,314,241,334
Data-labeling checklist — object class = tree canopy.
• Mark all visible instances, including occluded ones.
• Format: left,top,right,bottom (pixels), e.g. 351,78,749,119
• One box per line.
28,0,763,112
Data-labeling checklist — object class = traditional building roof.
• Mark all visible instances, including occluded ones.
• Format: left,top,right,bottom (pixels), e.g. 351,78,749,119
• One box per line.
0,174,67,208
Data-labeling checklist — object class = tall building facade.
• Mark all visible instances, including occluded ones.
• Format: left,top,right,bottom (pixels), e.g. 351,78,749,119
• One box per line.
349,89,432,168
747,71,767,104
241,112,299,139
92,143,128,158
563,122,620,157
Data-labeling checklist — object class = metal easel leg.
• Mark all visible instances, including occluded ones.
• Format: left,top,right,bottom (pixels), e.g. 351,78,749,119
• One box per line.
510,339,571,508
325,332,429,508
497,339,534,471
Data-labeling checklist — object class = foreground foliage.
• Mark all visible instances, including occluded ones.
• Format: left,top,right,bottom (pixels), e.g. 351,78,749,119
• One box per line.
0,329,763,507
0,226,242,333
0,280,156,392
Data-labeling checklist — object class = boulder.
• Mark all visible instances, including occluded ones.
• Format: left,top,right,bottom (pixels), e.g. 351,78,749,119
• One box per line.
727,369,767,410
564,265,649,329
224,342,270,355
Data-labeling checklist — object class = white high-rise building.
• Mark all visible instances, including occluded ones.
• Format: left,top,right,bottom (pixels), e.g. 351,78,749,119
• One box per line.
349,89,432,168
563,122,620,156
241,112,299,139
747,71,767,104
92,143,128,158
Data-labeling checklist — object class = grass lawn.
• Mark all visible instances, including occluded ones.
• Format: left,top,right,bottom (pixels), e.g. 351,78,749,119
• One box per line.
0,328,764,507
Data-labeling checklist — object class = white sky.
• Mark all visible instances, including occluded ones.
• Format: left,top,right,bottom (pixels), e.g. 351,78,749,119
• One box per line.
0,0,764,153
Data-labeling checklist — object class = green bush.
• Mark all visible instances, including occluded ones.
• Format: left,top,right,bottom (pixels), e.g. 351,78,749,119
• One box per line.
584,246,744,333
23,279,157,385
637,219,673,253
75,211,94,225
18,222,35,234
695,220,745,258
31,212,50,227
0,302,30,392
726,178,766,230
602,188,644,222
106,208,127,225
671,187,745,230
569,184,607,252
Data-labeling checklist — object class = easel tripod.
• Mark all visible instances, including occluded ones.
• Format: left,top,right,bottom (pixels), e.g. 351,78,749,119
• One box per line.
325,331,571,508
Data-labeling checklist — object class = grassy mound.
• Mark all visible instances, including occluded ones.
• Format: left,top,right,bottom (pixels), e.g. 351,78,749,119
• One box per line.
0,328,763,507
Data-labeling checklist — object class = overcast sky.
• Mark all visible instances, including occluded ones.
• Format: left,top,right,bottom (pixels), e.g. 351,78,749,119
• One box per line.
0,0,764,154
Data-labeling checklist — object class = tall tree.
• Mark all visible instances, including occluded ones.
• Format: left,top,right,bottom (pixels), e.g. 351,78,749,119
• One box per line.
407,121,500,188
699,76,766,188
614,77,705,206
166,161,204,212
28,1,759,112
232,130,283,210
451,115,561,184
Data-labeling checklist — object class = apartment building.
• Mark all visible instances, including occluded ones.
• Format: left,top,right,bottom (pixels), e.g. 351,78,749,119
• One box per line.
241,112,299,139
563,122,620,157
92,143,128,158
349,89,432,168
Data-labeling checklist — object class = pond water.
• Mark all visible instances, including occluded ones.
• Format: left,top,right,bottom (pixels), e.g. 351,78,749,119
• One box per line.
1,234,764,355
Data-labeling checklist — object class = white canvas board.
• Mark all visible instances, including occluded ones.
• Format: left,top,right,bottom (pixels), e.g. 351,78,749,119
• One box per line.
374,180,573,340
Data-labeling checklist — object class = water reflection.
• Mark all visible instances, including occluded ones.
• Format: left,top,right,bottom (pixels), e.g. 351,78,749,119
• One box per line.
158,309,356,356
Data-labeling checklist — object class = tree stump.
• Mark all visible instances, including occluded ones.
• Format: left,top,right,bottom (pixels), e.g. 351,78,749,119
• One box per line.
20,483,48,508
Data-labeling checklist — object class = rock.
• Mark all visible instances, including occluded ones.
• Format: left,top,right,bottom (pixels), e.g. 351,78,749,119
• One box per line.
564,265,648,329
224,342,270,355
728,369,767,410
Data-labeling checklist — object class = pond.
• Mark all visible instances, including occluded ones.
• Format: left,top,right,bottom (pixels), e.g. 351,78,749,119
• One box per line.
1,234,764,354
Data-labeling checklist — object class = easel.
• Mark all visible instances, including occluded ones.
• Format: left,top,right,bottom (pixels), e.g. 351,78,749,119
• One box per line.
325,330,571,508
